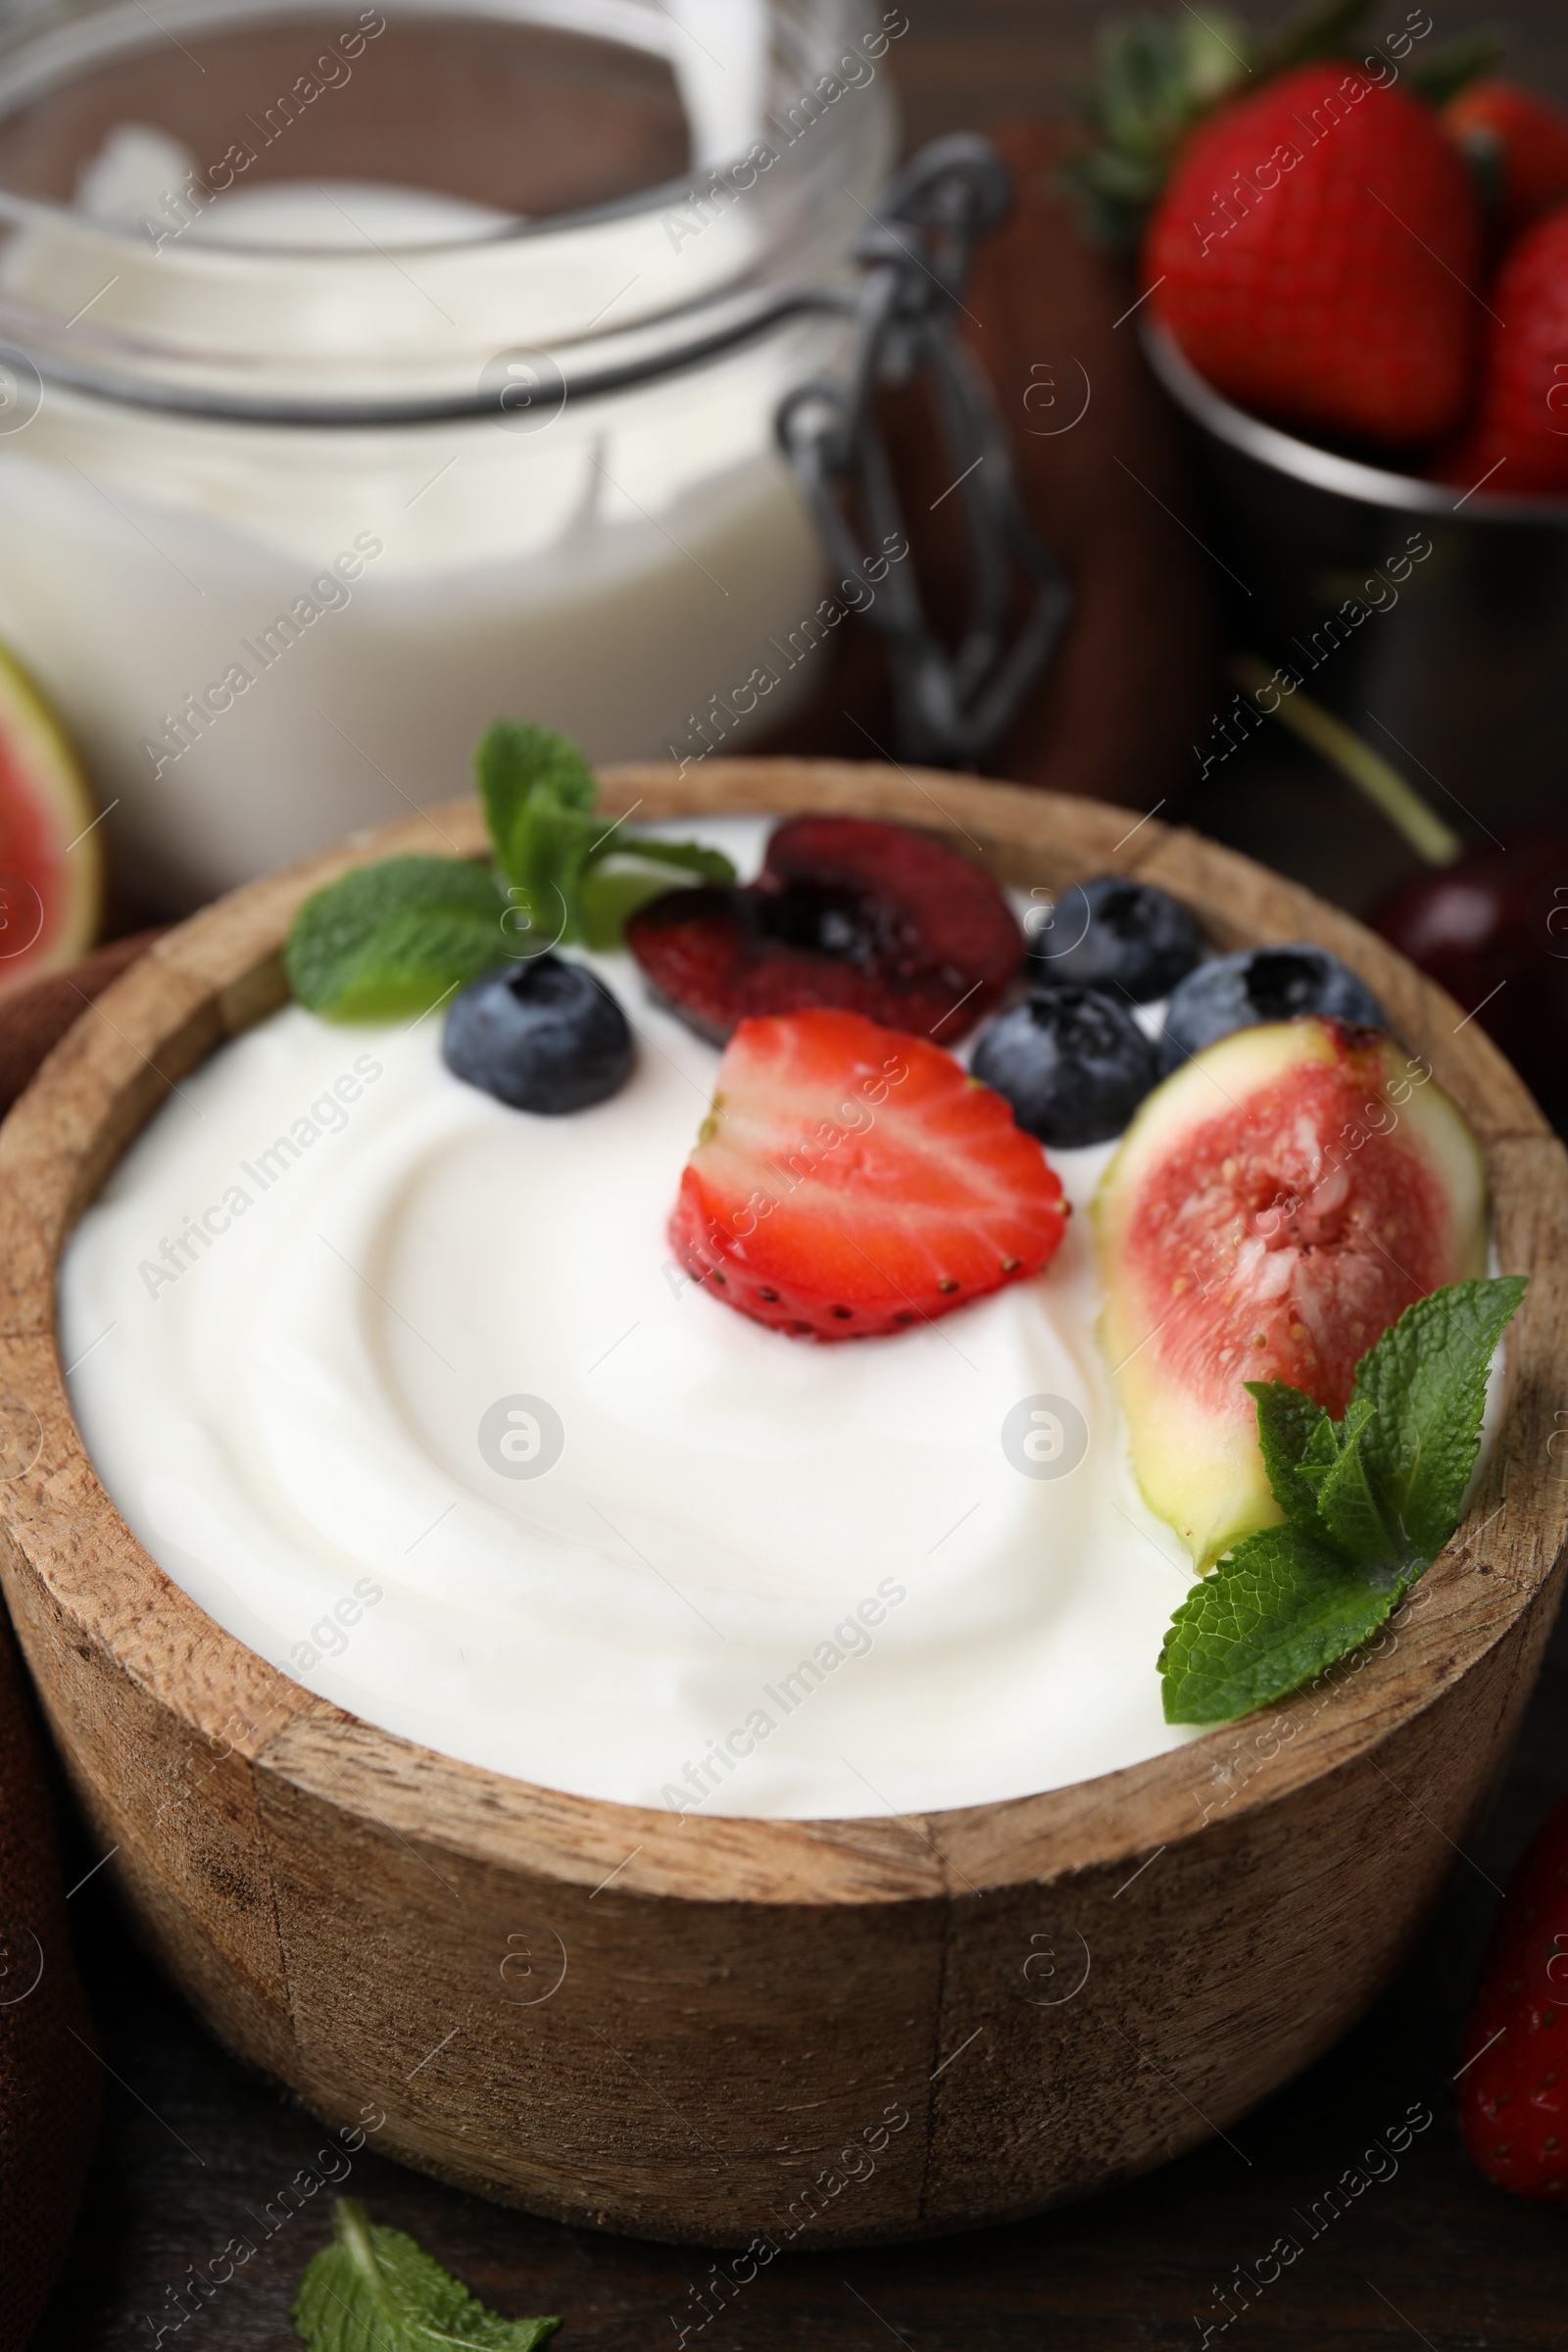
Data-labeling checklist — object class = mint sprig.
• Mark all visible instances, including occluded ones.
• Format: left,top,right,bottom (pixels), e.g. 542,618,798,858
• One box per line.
293,2198,561,2350
285,719,736,1018
283,857,512,1022
476,717,733,953
1159,1276,1526,1726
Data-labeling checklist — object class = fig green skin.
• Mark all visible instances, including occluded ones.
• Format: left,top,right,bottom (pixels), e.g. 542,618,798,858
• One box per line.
1092,1017,1488,1571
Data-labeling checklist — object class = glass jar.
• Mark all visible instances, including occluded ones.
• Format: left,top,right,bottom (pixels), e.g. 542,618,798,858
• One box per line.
0,0,900,907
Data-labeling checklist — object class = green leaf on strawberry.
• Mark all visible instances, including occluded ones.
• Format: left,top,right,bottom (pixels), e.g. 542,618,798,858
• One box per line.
1160,1275,1526,1725
283,719,736,1017
1405,30,1505,112
1063,9,1254,245
1065,0,1496,247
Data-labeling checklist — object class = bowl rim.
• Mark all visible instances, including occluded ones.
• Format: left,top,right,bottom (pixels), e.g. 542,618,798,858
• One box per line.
2,755,1564,1913
1141,317,1568,527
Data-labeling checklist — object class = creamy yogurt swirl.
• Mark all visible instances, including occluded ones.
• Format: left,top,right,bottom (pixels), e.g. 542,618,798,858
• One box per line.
59,819,1200,1817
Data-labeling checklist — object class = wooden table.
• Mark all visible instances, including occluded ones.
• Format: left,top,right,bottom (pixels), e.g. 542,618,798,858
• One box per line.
889,0,1568,147
26,6,1568,2344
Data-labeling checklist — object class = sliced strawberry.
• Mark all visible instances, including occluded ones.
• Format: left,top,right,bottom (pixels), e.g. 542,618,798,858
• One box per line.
626,814,1023,1047
1460,1792,1568,2201
668,1008,1068,1342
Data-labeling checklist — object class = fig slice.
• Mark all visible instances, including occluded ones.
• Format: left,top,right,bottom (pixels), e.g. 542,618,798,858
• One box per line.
1093,1017,1488,1569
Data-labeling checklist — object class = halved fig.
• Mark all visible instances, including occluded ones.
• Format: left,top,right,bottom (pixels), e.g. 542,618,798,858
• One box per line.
624,814,1023,1046
1093,1017,1488,1569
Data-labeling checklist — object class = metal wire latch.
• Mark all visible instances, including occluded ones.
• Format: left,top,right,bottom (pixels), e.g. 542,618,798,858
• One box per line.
777,133,1072,769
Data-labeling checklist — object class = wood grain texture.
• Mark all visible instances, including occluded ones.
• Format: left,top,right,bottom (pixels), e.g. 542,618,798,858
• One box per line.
0,760,1564,2248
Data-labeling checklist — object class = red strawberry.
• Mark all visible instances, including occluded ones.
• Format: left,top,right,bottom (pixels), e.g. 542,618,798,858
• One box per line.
626,815,1022,1048
1432,207,1568,497
1146,63,1482,445
668,1009,1067,1342
1445,79,1568,238
1459,1793,1568,2200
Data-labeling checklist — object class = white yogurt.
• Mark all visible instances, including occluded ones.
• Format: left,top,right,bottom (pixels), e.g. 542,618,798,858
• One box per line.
58,819,1200,1818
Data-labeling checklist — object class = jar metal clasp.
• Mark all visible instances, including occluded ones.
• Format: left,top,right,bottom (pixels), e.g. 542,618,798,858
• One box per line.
778,134,1072,769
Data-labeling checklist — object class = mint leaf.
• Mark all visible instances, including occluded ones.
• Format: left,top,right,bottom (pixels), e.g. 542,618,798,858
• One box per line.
579,839,737,950
477,719,596,846
1350,1276,1527,1560
1159,1522,1409,1726
283,723,745,1017
502,797,606,949
1161,1276,1527,1724
1246,1379,1331,1531
578,861,677,952
1310,1405,1394,1567
285,858,509,1020
601,836,736,888
476,722,600,948
293,2198,560,2350
475,721,735,949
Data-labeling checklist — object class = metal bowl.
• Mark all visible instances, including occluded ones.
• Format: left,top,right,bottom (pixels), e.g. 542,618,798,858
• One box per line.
1143,321,1568,840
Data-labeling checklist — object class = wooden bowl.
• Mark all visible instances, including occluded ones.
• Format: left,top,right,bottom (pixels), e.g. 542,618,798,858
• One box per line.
1,760,1565,2250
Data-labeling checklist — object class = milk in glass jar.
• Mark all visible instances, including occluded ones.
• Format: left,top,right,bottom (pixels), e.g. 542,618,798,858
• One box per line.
0,0,900,906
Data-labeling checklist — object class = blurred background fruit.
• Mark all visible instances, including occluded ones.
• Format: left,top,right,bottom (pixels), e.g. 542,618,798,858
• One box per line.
1435,209,1568,495
1443,77,1568,238
0,644,101,997
1457,1790,1568,2202
1058,0,1568,887
1145,65,1481,448
1371,829,1568,1127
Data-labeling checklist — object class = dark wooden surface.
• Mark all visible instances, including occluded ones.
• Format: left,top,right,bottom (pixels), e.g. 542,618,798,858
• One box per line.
24,4,1568,2344
887,0,1568,148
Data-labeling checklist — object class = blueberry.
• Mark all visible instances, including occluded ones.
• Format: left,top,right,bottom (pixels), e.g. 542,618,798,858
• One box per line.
972,986,1160,1149
1160,942,1386,1072
443,954,633,1113
1029,874,1203,1004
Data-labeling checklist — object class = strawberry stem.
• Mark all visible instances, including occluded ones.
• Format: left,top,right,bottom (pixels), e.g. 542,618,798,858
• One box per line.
1229,652,1463,865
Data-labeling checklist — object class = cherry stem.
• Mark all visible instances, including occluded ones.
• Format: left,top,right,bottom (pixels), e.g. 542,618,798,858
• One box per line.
1230,652,1463,867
